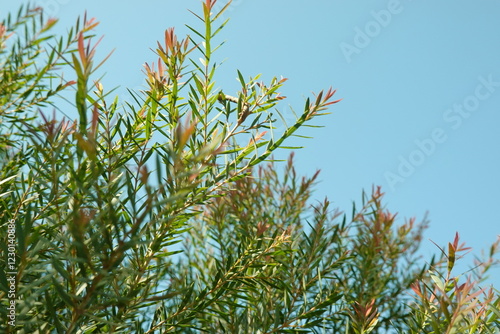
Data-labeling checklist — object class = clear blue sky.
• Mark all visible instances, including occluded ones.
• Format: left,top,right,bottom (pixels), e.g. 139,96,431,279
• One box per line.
3,1,500,282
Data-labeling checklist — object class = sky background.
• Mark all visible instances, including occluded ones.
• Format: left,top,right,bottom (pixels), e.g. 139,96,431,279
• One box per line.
2,1,500,283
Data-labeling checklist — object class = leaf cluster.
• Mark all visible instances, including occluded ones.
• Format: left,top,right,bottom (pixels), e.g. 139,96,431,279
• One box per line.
0,1,338,332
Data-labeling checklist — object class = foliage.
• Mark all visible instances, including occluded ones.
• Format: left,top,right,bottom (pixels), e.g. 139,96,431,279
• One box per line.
0,1,499,333
170,156,500,333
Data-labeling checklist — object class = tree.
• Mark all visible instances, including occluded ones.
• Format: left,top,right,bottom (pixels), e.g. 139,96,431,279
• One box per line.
0,1,499,333
167,156,500,333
